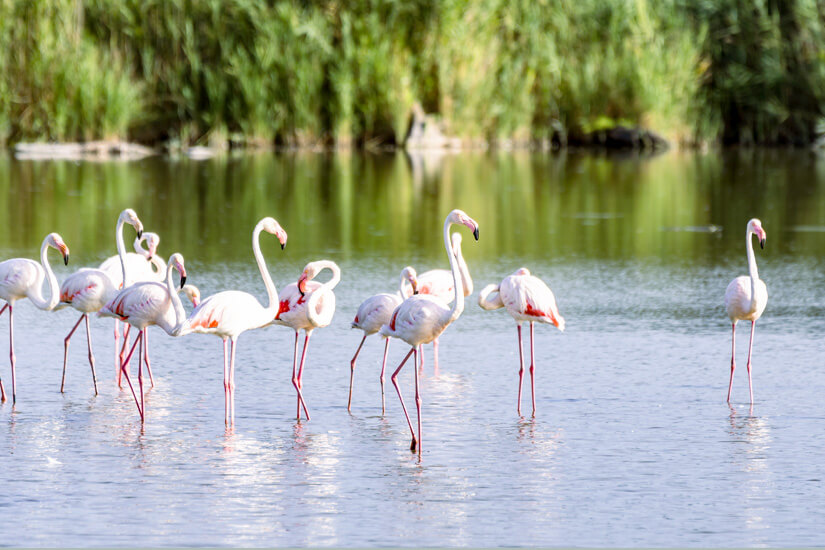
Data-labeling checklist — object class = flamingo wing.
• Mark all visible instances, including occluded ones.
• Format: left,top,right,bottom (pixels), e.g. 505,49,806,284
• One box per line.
417,269,455,303
180,291,267,335
354,293,401,333
59,269,113,311
0,259,40,299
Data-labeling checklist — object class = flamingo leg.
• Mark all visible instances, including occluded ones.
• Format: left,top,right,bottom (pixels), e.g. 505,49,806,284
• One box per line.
229,337,237,424
290,332,310,421
84,314,98,396
529,322,537,417
222,338,229,425
348,333,367,412
414,345,422,455
379,337,390,415
295,332,312,421
433,338,440,377
516,324,525,416
120,330,144,421
119,324,132,375
8,304,16,404
746,321,756,404
0,303,6,401
419,342,425,374
114,320,120,386
144,329,155,388
138,330,145,421
60,314,86,393
727,322,737,402
390,347,417,450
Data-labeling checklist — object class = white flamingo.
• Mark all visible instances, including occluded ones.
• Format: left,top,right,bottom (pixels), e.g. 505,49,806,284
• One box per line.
174,217,287,425
0,233,70,403
380,209,479,453
348,267,418,413
478,267,565,417
724,218,768,404
274,260,341,421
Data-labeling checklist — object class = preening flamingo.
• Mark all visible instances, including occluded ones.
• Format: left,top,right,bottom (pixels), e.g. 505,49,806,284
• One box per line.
379,209,479,453
175,217,287,425
348,267,417,413
275,260,341,421
400,233,473,372
478,267,565,417
0,233,70,403
98,254,189,421
56,209,143,395
724,218,768,404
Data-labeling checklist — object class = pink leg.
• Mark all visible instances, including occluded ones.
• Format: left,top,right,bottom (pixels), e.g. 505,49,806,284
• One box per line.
746,321,756,404
379,337,391,414
414,345,422,455
84,315,99,395
0,303,7,402
60,314,86,393
222,338,229,425
120,331,144,421
144,329,155,388
138,330,145,421
390,347,417,450
433,338,440,377
119,324,132,375
295,332,312,420
229,337,237,423
529,322,537,417
348,333,367,412
419,343,425,374
9,304,16,404
290,332,310,420
516,324,525,416
114,321,120,386
727,322,736,402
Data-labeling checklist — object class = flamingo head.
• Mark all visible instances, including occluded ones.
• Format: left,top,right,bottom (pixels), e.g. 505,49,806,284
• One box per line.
513,267,531,277
400,266,418,295
135,232,160,260
180,284,200,308
297,261,325,297
48,233,70,265
261,217,287,249
748,218,767,249
120,208,144,238
170,253,187,288
448,209,480,241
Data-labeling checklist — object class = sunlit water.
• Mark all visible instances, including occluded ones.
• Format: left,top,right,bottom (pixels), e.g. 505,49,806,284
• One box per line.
1,150,825,546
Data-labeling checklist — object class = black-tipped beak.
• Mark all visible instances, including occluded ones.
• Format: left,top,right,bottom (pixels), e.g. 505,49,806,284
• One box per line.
413,290,419,295
281,243,285,250
180,275,186,289
760,238,765,249
137,230,143,238
473,227,479,241
64,254,70,266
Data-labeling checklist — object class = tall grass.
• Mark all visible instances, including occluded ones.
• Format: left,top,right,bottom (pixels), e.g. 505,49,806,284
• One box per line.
0,0,823,147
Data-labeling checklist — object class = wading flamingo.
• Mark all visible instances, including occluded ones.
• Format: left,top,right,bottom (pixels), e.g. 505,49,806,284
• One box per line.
380,209,479,453
175,217,287,425
724,218,768,404
348,266,417,413
56,209,143,395
478,268,565,417
98,254,190,421
0,233,70,403
400,233,473,372
275,260,341,421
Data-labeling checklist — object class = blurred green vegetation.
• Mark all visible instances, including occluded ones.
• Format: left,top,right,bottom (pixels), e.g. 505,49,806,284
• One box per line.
0,0,823,147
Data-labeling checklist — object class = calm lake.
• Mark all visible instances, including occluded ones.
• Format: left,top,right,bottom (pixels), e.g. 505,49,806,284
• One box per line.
1,149,824,546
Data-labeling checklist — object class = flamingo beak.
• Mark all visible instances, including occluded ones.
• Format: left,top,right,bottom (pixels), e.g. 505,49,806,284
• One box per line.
64,253,70,266
760,238,765,249
473,226,479,241
411,279,419,295
192,297,200,308
298,274,308,297
137,229,143,239
180,275,186,289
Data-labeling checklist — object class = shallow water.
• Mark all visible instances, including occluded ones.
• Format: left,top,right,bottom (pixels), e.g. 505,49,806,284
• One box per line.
1,150,824,546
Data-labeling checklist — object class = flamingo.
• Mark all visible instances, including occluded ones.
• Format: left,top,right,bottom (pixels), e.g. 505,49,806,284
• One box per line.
400,233,473,372
348,266,417,414
0,233,70,403
99,231,164,286
724,218,768,404
98,254,189,421
56,209,143,395
379,209,479,453
174,217,287,425
478,268,565,417
274,260,341,421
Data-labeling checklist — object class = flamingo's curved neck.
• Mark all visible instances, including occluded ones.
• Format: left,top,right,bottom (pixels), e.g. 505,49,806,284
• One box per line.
307,261,341,326
115,218,129,287
30,237,60,310
165,261,187,334
746,228,760,309
252,223,278,311
444,220,464,325
453,233,473,296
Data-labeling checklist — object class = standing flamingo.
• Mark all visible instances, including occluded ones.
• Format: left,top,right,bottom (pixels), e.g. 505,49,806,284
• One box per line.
724,218,768,404
348,267,418,413
99,231,163,286
379,209,479,453
478,267,565,417
275,260,341,421
0,233,70,403
98,254,190,421
400,232,473,373
174,217,287,425
56,209,143,395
